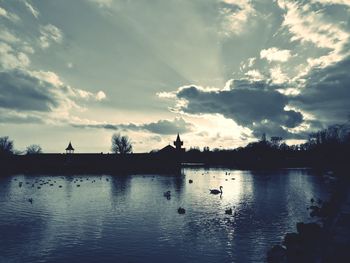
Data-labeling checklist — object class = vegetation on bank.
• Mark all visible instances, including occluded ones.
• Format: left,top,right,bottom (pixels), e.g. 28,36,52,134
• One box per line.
111,133,133,154
182,123,350,168
1,123,349,168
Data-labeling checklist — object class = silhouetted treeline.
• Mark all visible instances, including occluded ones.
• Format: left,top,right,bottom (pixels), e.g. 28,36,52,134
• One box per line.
182,124,350,170
1,124,349,173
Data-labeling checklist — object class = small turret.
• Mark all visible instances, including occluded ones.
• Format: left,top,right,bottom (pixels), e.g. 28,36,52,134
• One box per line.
65,142,75,154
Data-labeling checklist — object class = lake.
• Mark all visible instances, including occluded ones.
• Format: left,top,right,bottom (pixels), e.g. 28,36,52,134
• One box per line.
0,168,330,263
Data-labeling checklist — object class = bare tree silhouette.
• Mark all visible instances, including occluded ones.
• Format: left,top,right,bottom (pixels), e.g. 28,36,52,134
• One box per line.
26,144,43,154
111,133,133,154
0,136,14,155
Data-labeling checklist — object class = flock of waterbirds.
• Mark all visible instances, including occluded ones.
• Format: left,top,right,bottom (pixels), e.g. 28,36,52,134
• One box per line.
13,176,107,190
13,170,237,216
166,170,237,216
13,176,109,204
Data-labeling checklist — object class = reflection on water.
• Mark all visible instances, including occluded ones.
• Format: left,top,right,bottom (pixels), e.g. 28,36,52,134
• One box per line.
0,168,329,263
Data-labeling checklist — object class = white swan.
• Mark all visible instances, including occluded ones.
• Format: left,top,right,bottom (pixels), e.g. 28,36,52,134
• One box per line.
209,186,223,195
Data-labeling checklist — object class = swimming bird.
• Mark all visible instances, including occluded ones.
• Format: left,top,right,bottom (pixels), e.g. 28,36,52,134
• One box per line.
28,198,33,204
225,208,232,215
164,191,171,200
209,186,223,195
178,207,186,214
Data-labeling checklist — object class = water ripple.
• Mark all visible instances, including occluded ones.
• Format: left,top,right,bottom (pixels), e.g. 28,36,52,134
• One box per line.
0,169,330,263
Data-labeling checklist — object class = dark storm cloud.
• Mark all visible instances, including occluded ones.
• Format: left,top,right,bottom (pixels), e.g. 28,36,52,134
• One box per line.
0,70,60,111
175,80,303,138
250,122,305,139
72,118,193,135
142,118,192,134
293,55,350,125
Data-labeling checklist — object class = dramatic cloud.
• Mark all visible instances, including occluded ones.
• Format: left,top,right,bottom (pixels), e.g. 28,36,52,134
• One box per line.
142,118,192,134
0,42,30,69
0,69,60,111
245,69,263,80
39,24,63,49
0,109,43,124
278,0,349,68
167,80,303,138
0,68,107,113
0,0,349,151
219,0,255,36
293,55,350,125
96,91,106,101
269,66,289,84
0,22,105,122
0,27,19,43
71,117,193,135
311,0,350,6
23,0,39,19
0,6,20,22
260,47,292,62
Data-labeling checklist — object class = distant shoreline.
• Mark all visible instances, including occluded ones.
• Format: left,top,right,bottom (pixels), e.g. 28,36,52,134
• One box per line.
0,153,182,175
0,151,344,175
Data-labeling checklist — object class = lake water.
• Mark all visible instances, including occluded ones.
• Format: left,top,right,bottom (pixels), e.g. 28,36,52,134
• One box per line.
0,168,330,263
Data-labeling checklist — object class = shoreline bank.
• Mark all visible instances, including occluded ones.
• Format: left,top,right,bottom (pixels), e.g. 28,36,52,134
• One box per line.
267,173,350,262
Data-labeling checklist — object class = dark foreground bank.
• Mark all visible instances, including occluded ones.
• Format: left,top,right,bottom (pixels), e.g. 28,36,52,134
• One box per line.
267,173,350,262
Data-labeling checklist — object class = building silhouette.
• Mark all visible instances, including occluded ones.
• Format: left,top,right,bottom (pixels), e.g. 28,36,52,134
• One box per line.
157,134,185,154
174,133,184,152
65,142,75,154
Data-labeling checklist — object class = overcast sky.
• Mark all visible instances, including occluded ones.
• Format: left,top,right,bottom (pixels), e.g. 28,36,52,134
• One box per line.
0,0,349,153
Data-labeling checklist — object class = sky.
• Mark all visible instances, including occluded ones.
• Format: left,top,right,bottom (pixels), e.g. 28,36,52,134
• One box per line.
0,0,350,153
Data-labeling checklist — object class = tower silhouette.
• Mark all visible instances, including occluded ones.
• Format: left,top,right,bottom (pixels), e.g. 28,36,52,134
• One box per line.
173,133,183,151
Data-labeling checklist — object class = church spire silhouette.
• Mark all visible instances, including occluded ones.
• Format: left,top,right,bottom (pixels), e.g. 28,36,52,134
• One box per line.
174,133,183,151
